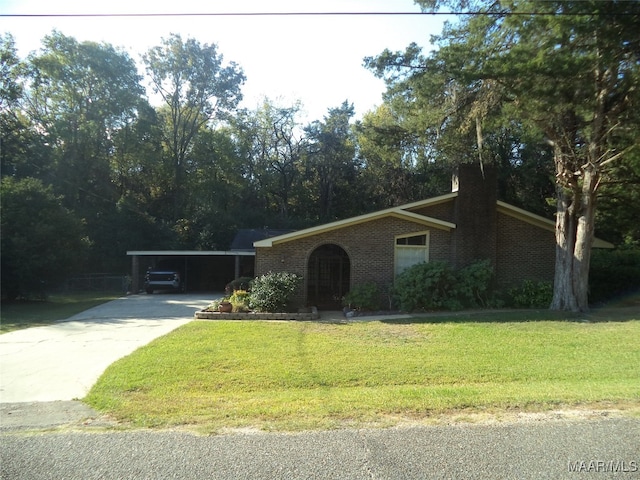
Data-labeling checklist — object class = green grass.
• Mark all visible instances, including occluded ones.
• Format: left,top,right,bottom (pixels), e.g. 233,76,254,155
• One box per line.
85,310,640,433
0,293,120,333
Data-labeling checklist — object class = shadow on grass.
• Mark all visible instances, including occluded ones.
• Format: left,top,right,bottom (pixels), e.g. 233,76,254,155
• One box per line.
384,292,640,325
0,293,120,333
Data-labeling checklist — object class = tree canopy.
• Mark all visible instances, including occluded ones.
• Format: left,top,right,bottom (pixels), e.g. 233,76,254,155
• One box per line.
1,20,638,303
366,0,640,311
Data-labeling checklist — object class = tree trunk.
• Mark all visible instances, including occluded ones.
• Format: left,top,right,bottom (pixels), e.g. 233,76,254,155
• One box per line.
550,159,599,313
573,166,598,310
551,184,580,312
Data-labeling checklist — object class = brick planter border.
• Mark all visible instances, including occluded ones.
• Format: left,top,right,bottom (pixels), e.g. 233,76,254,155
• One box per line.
194,306,319,321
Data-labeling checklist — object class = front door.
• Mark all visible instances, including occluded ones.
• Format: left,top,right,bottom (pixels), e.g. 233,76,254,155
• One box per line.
307,244,350,309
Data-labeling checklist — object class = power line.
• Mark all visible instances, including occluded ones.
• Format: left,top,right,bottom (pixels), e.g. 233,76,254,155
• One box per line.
9,12,441,18
1,10,638,18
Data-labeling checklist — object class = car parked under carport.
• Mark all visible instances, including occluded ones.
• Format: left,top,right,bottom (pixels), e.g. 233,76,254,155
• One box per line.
128,250,256,293
144,269,184,294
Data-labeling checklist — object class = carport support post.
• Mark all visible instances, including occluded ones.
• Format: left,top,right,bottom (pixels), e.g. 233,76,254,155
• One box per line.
131,255,140,293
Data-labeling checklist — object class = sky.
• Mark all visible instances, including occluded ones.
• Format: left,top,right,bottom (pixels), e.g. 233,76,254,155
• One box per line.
0,0,448,123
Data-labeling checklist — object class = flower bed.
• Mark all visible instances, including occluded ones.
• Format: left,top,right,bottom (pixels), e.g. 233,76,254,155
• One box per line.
194,306,318,321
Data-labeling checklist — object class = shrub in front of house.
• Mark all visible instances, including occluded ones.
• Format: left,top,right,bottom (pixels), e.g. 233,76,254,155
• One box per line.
229,289,250,313
392,261,460,311
507,280,553,308
342,282,382,311
456,259,494,307
392,259,495,312
589,248,640,304
225,277,254,295
249,272,302,313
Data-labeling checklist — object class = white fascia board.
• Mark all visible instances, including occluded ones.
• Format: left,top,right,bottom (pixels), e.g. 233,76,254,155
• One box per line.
254,209,455,248
496,201,614,249
399,192,458,211
496,201,556,231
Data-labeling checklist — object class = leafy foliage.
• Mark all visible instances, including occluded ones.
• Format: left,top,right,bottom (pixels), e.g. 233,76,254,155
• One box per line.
3,26,638,299
507,280,554,309
589,249,640,304
142,34,245,219
342,282,382,311
304,101,358,221
392,260,495,312
229,289,250,313
248,272,302,313
392,261,460,311
369,0,640,311
1,177,88,299
225,277,254,295
456,259,495,307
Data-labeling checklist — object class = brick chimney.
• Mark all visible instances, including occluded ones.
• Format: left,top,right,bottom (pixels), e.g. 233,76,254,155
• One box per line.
451,163,498,269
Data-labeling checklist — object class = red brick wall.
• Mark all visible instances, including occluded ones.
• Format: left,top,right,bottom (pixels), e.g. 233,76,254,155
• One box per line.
496,212,556,287
256,208,557,307
411,200,456,223
452,166,498,269
256,217,452,307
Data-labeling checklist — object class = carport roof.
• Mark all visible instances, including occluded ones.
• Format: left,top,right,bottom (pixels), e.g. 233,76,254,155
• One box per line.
126,250,255,256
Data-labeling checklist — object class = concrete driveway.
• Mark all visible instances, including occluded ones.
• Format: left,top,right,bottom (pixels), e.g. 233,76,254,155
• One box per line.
0,293,217,403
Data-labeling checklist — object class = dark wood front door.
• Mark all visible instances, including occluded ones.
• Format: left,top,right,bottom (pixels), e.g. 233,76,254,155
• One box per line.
307,244,350,309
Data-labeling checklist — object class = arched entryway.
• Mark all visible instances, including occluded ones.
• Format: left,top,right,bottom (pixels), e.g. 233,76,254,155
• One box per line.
307,244,350,309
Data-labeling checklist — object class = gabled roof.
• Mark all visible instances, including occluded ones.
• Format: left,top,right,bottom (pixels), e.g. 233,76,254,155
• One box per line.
254,193,614,249
254,193,457,248
496,201,614,248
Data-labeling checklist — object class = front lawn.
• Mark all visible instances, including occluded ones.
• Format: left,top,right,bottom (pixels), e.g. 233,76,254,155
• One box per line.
85,312,640,433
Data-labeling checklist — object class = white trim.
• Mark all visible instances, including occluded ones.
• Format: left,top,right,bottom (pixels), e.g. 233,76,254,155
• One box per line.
496,201,614,249
254,208,455,248
496,201,555,231
396,192,458,211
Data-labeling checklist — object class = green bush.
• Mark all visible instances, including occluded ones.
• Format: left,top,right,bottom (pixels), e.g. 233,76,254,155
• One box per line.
392,260,496,312
508,280,553,308
456,259,494,307
225,277,253,295
392,261,460,311
589,248,640,304
248,272,302,313
342,282,382,311
229,289,250,313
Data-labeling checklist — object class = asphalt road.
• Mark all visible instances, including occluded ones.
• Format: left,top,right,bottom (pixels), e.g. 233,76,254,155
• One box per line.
2,416,639,479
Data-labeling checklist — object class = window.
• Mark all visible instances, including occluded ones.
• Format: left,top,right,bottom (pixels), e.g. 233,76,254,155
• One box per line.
395,232,429,275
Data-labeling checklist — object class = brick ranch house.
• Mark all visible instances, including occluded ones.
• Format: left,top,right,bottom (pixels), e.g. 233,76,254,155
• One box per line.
254,165,612,309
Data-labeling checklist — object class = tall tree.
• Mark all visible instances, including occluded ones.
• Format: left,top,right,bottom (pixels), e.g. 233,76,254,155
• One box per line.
0,33,23,176
181,125,252,249
355,104,451,209
304,101,357,221
25,31,144,209
0,33,45,180
370,0,640,311
240,99,306,227
21,32,147,270
142,34,245,219
1,177,88,299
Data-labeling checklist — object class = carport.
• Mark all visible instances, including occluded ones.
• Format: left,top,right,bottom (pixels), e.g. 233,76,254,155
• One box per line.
127,250,255,293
